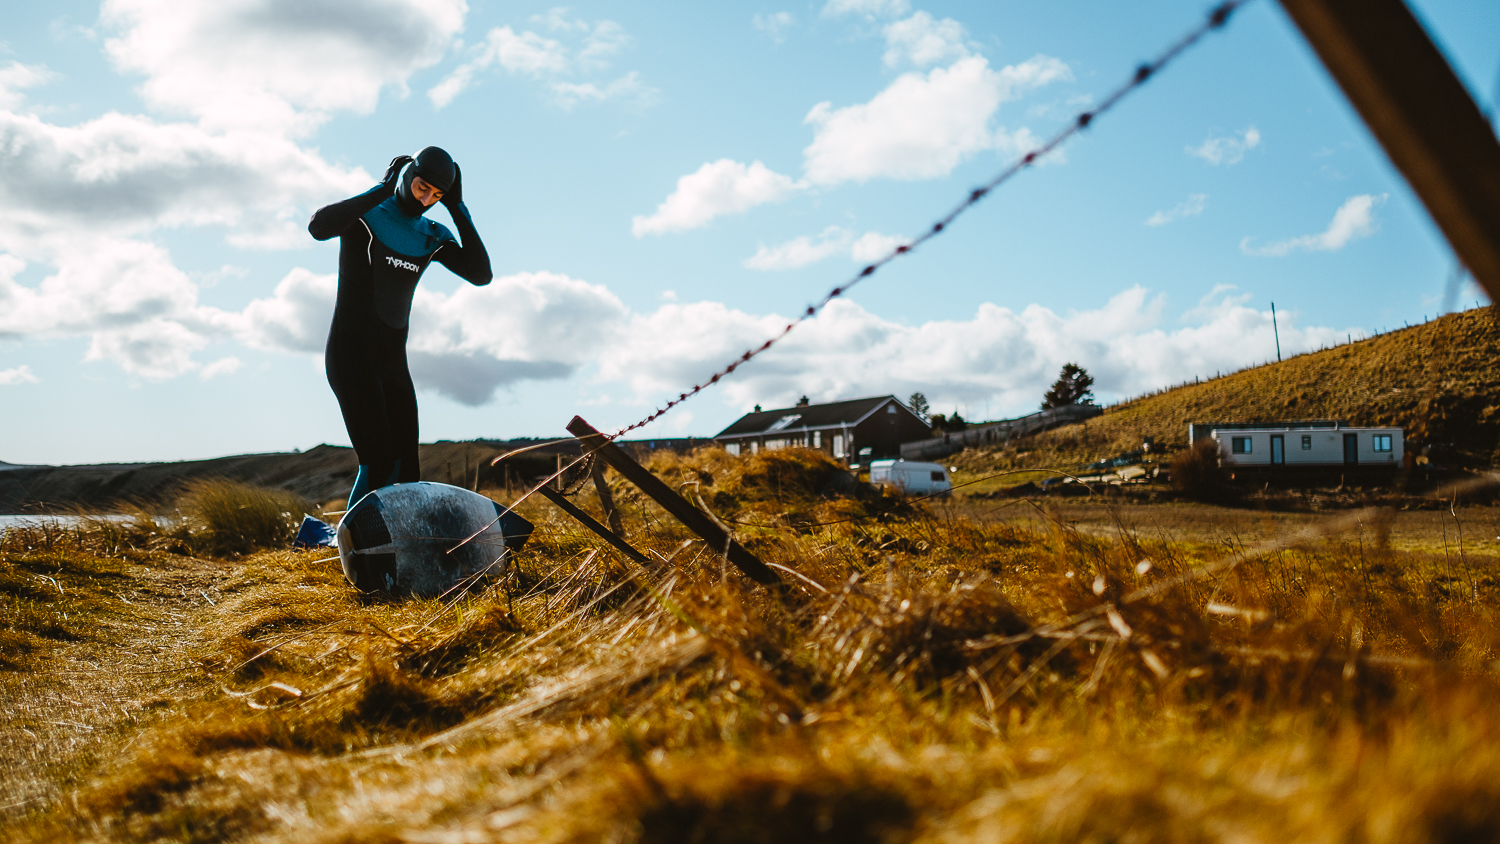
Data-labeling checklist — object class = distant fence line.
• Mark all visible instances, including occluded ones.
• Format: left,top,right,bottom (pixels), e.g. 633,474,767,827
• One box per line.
901,404,1103,461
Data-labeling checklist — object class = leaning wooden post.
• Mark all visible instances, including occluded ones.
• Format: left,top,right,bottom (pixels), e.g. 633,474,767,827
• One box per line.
566,416,781,586
591,460,625,535
534,486,651,565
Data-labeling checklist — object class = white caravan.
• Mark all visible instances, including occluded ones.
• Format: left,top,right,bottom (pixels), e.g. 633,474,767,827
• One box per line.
868,460,953,495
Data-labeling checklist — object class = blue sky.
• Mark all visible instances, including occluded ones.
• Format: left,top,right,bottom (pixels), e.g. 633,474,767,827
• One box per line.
1,0,1496,465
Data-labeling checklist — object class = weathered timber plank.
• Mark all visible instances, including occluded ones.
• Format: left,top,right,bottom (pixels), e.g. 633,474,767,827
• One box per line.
566,416,780,585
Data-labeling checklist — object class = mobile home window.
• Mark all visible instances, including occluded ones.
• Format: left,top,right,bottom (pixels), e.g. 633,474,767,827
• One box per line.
1372,434,1393,453
1301,435,1312,450
1231,437,1252,454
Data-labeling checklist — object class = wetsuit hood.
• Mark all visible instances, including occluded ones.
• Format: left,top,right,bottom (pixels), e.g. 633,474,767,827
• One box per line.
394,146,455,217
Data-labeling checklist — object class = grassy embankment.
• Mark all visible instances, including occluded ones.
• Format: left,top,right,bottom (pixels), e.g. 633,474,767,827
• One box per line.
2,450,1499,843
951,306,1500,493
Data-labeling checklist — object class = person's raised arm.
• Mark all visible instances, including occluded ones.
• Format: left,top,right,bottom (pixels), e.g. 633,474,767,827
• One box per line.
433,164,493,285
307,155,412,241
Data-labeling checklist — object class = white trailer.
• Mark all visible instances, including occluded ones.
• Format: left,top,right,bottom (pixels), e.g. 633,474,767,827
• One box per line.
868,460,953,495
1213,426,1403,468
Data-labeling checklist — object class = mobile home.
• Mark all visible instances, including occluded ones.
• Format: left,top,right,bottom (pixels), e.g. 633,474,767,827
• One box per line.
1204,423,1403,468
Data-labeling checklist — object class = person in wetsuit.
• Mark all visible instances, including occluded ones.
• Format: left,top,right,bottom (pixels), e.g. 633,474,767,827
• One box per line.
308,147,492,508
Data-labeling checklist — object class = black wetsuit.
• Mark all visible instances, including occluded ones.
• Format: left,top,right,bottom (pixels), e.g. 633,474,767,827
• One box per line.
308,184,491,498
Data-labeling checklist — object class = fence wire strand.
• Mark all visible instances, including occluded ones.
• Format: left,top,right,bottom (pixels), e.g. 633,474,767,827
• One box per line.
614,0,1250,439
450,0,1250,558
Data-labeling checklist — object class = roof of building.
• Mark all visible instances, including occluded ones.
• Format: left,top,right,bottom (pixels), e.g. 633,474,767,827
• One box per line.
714,395,912,438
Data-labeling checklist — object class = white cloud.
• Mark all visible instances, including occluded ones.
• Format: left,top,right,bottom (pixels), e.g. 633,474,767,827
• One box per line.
427,16,647,109
234,268,337,355
744,227,909,270
429,26,568,108
530,8,591,33
605,286,1349,419
753,12,795,43
1187,126,1262,166
850,231,907,262
198,357,243,380
0,110,368,251
551,72,654,110
102,0,466,133
0,62,56,111
578,20,630,71
632,159,801,236
1145,193,1208,227
406,272,628,405
802,54,1070,185
882,12,970,68
745,227,853,270
231,268,628,406
1241,194,1387,257
822,0,911,19
0,365,38,386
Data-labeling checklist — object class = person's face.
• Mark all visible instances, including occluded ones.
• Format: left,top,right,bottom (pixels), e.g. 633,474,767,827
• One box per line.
411,175,444,207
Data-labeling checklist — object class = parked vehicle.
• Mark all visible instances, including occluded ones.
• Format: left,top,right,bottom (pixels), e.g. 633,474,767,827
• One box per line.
868,460,953,495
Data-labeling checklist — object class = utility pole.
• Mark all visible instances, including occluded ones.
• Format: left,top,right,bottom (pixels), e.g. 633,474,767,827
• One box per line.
1271,302,1283,362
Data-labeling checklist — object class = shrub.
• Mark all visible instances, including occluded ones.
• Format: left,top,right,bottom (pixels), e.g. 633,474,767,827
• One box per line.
173,478,311,557
1169,438,1229,500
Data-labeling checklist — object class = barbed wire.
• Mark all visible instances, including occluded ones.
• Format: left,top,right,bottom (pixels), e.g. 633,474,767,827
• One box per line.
613,0,1251,440
453,0,1251,558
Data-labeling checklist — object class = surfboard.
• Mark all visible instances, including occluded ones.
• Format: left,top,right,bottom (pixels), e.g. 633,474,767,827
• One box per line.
336,482,533,597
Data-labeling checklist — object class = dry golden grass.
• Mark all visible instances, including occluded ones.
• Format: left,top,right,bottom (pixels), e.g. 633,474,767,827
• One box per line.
3,452,1499,843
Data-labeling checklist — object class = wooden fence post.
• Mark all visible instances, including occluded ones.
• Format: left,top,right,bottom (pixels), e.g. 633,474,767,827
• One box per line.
591,460,624,535
566,416,780,586
534,486,650,565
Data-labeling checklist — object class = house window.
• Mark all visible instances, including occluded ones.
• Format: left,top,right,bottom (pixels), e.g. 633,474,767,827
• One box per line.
725,442,740,457
1373,434,1393,453
813,431,822,448
766,438,786,451
886,405,896,414
1301,435,1312,450
749,441,759,455
1231,437,1252,454
832,434,845,457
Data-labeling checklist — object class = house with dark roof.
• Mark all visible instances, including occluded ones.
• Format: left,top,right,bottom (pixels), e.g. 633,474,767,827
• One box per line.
713,395,930,465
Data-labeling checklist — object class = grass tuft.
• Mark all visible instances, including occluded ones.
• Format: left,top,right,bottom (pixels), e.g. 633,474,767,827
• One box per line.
172,478,313,557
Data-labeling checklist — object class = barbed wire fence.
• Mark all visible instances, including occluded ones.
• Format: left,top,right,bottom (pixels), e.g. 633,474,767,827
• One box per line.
456,0,1254,559
613,0,1252,440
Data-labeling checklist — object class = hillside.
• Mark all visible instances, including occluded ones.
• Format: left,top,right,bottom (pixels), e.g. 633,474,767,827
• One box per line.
0,440,573,514
956,306,1500,474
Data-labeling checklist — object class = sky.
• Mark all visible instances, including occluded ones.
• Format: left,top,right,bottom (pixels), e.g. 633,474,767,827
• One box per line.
1,0,1497,466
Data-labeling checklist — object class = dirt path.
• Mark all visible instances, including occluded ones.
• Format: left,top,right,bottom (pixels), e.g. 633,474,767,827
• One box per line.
0,553,231,822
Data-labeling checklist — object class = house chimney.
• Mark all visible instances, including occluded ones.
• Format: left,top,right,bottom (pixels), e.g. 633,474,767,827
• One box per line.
754,404,762,413
796,396,810,407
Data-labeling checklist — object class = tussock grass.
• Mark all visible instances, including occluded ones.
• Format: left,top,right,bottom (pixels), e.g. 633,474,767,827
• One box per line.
5,448,1500,843
171,477,313,557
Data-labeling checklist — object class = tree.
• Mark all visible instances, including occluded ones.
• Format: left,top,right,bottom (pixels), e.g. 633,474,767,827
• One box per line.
907,392,930,421
1042,363,1095,409
930,411,967,434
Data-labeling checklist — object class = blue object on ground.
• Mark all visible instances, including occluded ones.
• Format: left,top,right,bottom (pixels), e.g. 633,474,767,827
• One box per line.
292,515,338,549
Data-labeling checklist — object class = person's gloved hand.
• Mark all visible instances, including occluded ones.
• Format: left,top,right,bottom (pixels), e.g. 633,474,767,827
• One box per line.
381,155,414,191
440,163,463,211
